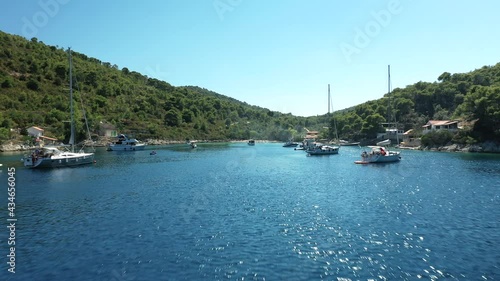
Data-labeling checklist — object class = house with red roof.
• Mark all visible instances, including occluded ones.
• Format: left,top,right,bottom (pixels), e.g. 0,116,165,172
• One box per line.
27,126,44,137
422,120,459,134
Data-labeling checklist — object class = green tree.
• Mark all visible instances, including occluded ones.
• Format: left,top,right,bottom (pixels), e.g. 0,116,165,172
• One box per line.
1,77,13,88
438,72,451,82
182,109,194,123
455,86,500,139
164,109,181,127
26,79,39,91
361,113,385,137
54,64,66,80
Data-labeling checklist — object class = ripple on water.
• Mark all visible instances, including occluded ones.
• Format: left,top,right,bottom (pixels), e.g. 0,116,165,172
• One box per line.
3,144,499,280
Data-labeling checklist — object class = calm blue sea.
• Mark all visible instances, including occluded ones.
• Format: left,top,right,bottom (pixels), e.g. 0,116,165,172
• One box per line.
0,143,499,280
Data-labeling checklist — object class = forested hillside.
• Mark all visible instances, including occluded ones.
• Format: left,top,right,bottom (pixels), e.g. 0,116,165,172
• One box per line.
329,63,500,144
0,31,328,143
0,30,498,146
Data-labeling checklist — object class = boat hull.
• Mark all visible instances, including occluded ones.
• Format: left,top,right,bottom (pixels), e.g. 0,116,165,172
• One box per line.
339,142,360,146
108,144,146,151
307,146,340,155
308,150,339,155
357,152,400,163
24,153,94,168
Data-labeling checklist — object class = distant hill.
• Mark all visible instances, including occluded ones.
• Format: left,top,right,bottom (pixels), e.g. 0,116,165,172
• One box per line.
0,30,498,146
0,31,329,143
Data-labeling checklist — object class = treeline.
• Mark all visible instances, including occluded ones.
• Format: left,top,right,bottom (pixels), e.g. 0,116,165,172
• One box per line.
0,31,328,142
329,64,500,144
0,30,498,145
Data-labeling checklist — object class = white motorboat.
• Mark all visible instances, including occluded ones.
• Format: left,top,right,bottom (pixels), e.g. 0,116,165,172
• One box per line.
107,134,146,151
190,141,197,148
294,144,305,150
306,144,339,156
248,139,255,146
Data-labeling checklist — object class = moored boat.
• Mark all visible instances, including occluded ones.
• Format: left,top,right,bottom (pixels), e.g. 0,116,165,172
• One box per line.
23,48,94,169
355,146,400,164
306,144,340,156
107,134,146,151
355,65,402,164
24,147,94,168
248,139,255,146
283,141,299,147
190,141,197,149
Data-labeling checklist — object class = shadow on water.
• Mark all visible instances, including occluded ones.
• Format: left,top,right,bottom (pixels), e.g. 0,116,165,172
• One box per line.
454,152,500,175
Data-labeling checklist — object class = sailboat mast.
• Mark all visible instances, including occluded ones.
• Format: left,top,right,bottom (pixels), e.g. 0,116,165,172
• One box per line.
68,48,75,152
387,65,391,126
387,64,399,145
328,84,330,115
328,84,339,142
388,65,391,96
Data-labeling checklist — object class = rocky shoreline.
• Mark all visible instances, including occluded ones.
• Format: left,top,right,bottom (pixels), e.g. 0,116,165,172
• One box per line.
2,140,499,153
0,139,274,152
420,141,500,153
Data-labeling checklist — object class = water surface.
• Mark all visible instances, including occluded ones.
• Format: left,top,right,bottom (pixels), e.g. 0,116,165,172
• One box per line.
0,143,499,280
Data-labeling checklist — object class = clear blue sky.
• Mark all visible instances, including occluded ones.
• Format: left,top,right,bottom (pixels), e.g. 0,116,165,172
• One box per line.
1,0,499,116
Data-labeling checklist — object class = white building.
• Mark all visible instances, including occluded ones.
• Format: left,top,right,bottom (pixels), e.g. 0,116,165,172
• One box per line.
27,126,44,137
99,122,118,137
377,123,404,143
422,120,459,134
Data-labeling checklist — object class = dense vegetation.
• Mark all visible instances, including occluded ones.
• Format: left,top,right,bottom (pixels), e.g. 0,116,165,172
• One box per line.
0,30,498,146
329,64,500,144
0,31,329,143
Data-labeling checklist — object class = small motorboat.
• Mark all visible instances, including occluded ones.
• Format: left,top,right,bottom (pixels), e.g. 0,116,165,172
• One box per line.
108,134,146,151
283,141,299,147
150,150,157,155
189,141,197,148
306,144,340,155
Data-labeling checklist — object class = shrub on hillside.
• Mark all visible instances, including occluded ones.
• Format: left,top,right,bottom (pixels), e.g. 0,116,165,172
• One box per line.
421,130,454,147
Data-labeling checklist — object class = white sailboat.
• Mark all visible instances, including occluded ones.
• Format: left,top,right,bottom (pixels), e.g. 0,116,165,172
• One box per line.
306,84,340,156
356,65,400,164
23,48,95,168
